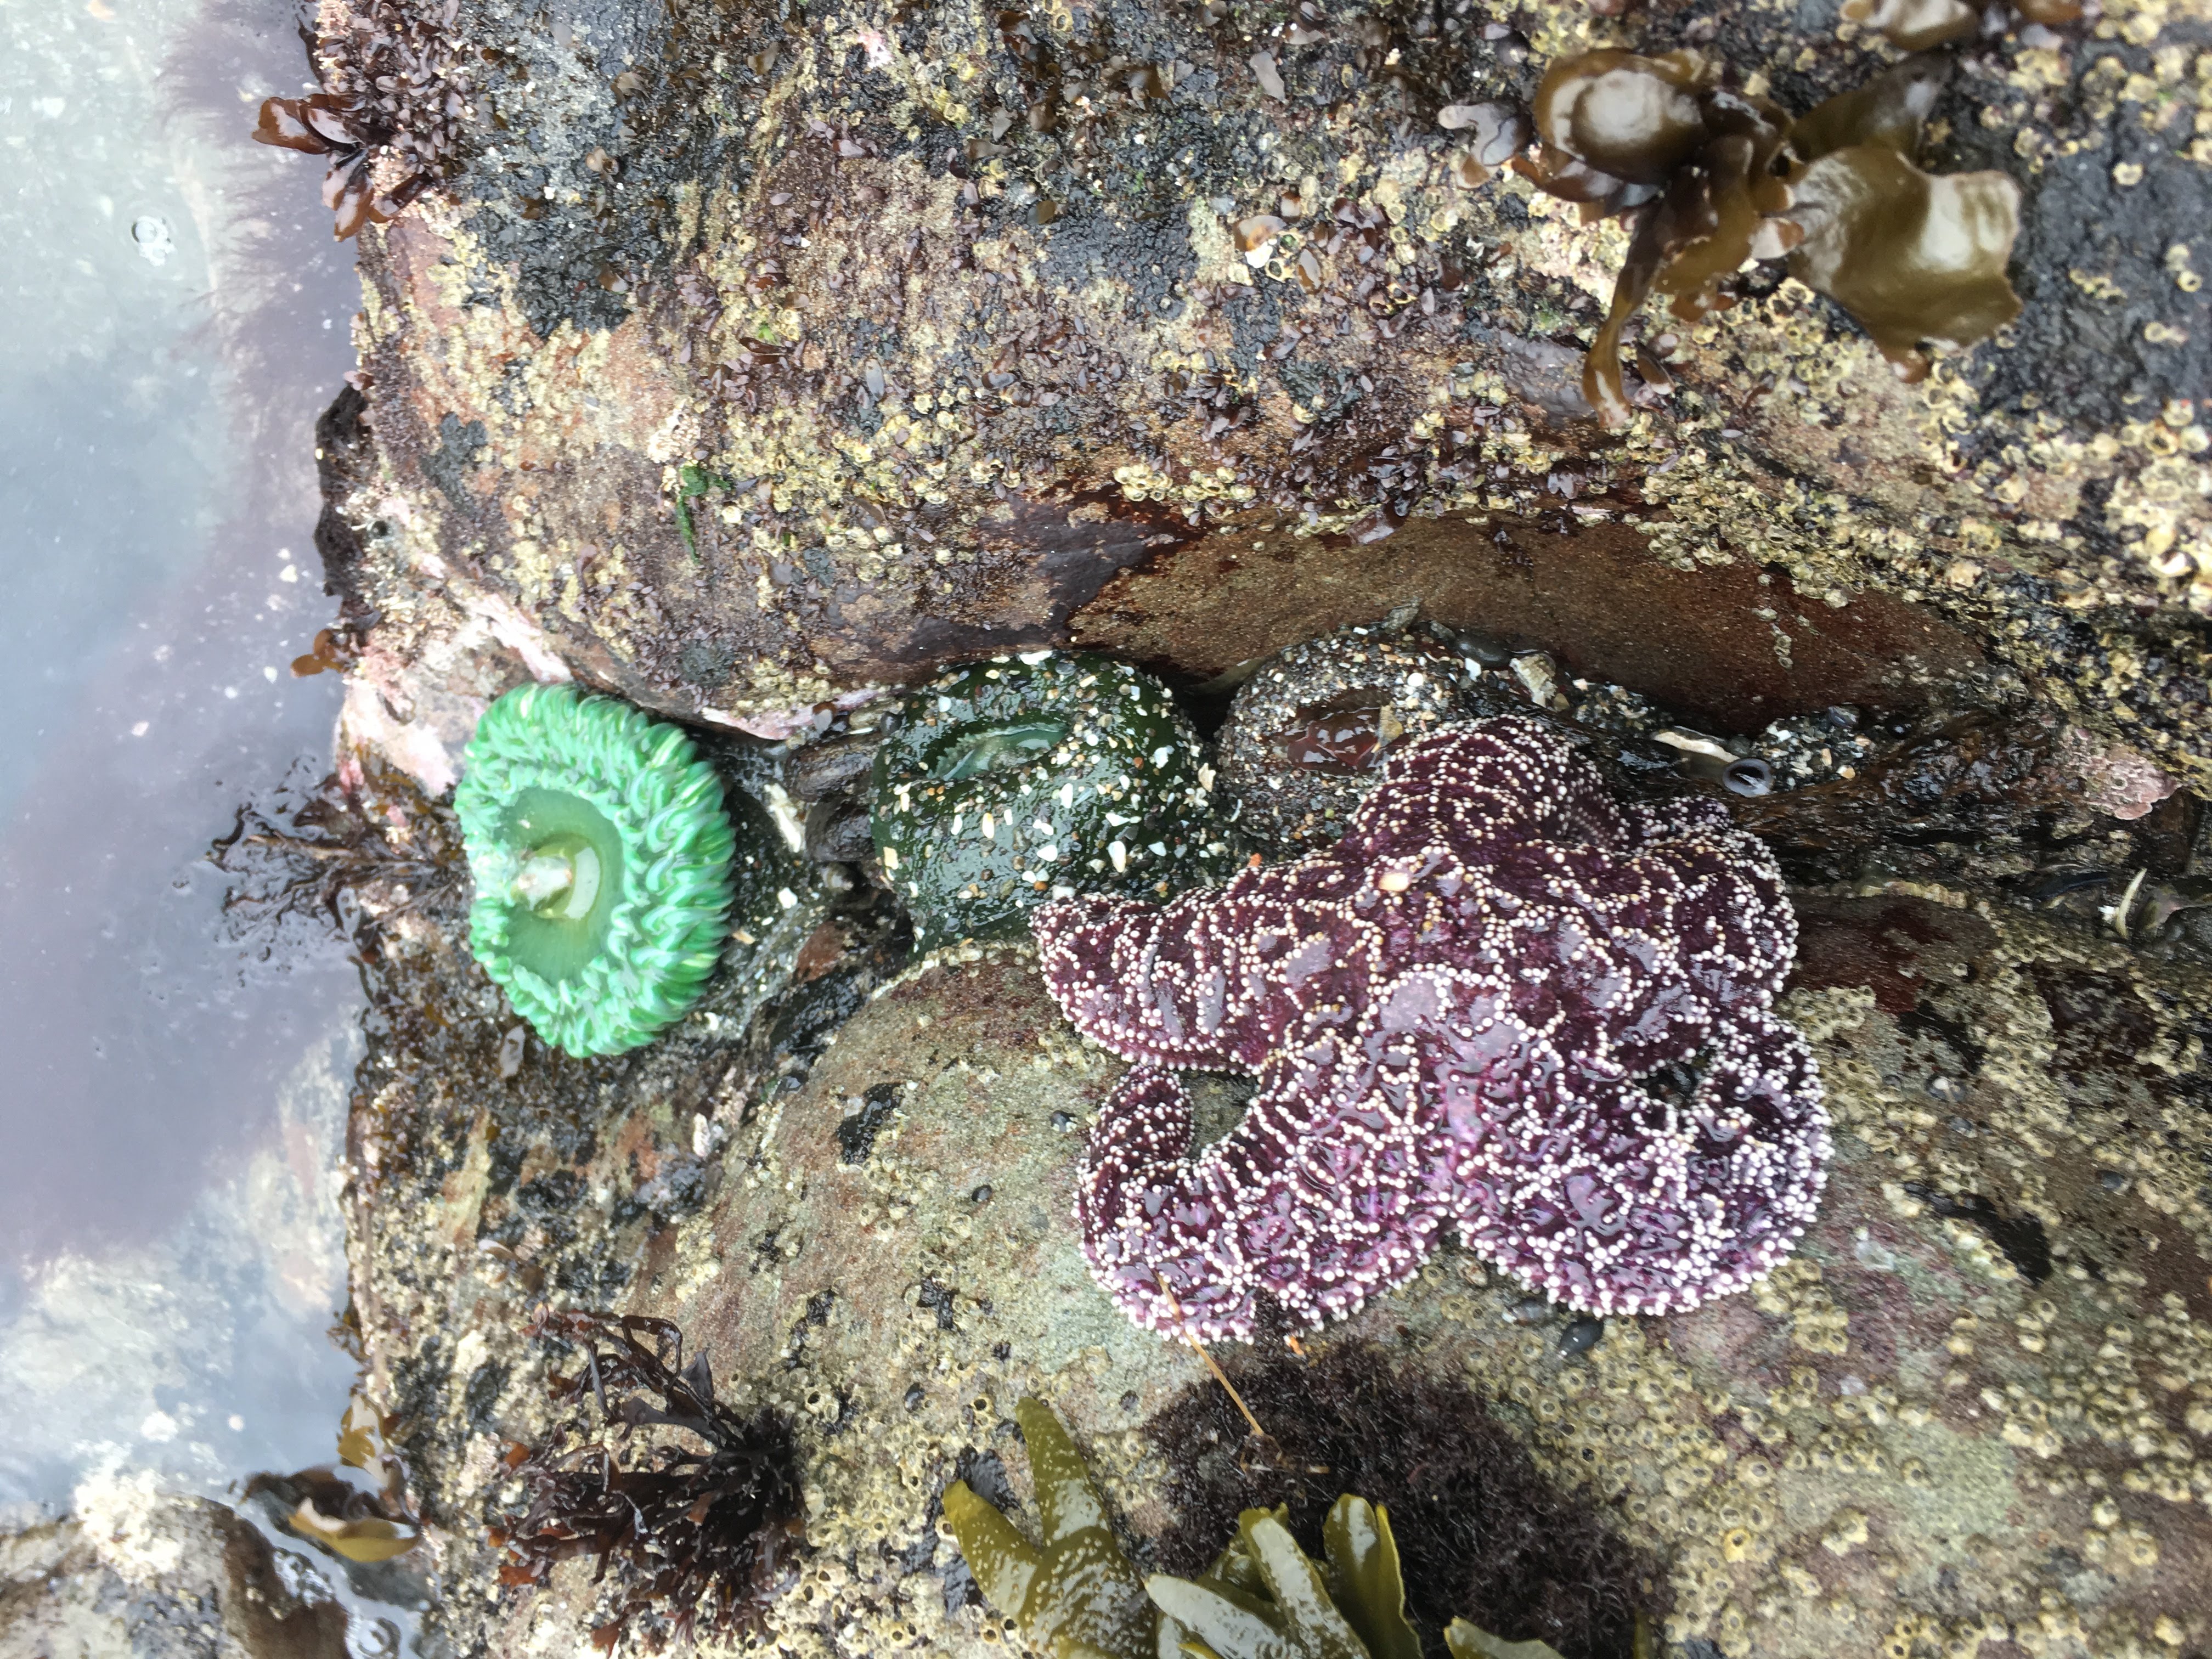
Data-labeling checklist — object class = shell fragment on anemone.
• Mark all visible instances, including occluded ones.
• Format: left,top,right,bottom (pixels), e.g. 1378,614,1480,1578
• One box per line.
1032,716,1830,1342
455,684,737,1057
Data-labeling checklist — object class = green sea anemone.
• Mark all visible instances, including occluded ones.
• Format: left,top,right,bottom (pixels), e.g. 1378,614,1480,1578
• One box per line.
869,652,1233,951
455,684,735,1056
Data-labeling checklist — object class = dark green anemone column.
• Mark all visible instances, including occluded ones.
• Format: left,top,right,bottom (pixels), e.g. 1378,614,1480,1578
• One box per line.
870,651,1233,951
455,684,736,1056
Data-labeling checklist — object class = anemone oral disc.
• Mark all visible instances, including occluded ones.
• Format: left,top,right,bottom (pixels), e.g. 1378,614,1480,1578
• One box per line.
455,685,736,1056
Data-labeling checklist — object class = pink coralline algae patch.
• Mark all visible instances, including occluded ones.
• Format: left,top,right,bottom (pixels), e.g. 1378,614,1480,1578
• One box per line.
1032,716,1830,1341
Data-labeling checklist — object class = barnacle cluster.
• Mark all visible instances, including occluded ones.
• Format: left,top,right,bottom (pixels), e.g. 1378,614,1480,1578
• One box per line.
1516,52,2021,419
252,0,472,239
869,651,1234,951
496,1312,804,1651
944,1396,1593,1659
454,685,736,1057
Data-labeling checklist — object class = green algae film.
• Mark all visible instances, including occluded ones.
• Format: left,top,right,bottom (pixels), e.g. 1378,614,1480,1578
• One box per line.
870,651,1234,950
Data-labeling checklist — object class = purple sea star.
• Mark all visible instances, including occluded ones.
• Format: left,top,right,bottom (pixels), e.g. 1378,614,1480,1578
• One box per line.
1032,715,1829,1341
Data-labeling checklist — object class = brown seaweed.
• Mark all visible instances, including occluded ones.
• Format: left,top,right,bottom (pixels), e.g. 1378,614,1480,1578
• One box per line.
244,1389,422,1566
1516,50,2022,414
251,0,471,239
1514,51,1798,424
945,1396,1618,1659
496,1311,804,1651
1841,0,2080,53
1784,61,2022,383
210,757,459,954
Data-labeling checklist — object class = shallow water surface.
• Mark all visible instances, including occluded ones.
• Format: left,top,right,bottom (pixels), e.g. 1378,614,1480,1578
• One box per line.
0,0,368,1512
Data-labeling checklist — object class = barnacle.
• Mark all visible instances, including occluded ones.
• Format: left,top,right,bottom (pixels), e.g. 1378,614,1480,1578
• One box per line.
454,684,736,1057
497,1312,804,1651
1519,51,2022,413
1784,60,2022,383
945,1397,1591,1659
870,652,1233,951
1514,51,1797,425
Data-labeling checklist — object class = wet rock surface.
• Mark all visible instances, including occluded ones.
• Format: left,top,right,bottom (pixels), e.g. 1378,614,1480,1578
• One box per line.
246,0,2212,1654
0,1490,358,1659
304,0,2210,788
331,684,2212,1655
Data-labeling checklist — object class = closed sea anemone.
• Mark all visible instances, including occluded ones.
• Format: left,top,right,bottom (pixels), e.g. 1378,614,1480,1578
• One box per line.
870,651,1233,951
1517,52,2021,417
455,684,735,1057
1215,624,1509,853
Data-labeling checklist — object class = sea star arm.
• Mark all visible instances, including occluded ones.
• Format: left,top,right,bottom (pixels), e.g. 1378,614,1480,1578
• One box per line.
1448,1004,1828,1316
1075,971,1483,1343
1477,822,1797,1075
1033,863,1350,1072
1345,716,1632,866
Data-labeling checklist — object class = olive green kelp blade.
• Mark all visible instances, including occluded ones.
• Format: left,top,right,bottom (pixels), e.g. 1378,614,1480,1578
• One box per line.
1321,1497,1422,1659
1148,1502,1418,1659
941,1398,1156,1659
